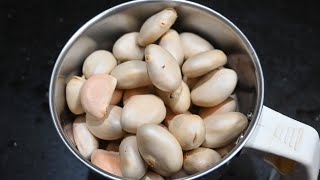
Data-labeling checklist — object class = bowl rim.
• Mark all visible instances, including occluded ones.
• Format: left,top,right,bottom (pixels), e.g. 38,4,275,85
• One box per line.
49,0,264,179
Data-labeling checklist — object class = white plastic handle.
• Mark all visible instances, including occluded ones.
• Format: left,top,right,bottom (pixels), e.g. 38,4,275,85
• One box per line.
245,106,320,180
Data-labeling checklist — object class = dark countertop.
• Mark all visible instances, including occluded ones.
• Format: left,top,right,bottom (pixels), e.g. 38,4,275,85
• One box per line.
1,0,319,179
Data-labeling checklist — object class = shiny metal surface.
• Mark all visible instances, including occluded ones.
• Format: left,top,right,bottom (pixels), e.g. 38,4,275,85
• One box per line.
49,0,264,179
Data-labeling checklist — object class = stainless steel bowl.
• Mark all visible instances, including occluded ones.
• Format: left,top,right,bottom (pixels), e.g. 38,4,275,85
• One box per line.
49,0,264,179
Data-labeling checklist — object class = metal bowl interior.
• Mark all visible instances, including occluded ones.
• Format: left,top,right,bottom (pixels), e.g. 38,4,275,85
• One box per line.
49,0,264,179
